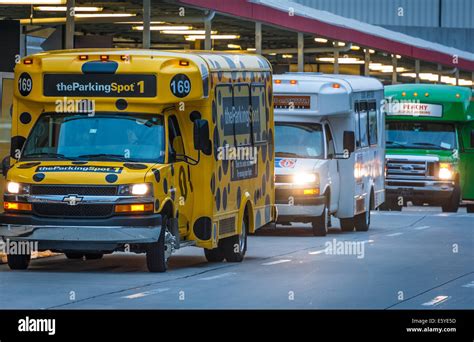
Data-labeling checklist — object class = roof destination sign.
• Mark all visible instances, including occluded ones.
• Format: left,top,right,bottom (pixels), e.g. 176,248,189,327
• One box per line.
387,101,443,117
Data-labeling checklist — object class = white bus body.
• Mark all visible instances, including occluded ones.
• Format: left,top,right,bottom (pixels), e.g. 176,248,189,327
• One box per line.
273,73,385,235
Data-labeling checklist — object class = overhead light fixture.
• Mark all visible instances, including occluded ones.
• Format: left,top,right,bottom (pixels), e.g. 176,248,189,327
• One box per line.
334,42,346,47
117,21,164,24
75,13,135,18
133,25,192,31
0,0,65,4
161,30,217,35
34,6,103,11
246,48,256,51
282,54,293,59
350,45,361,51
268,53,277,56
317,57,364,64
227,44,241,49
314,37,328,43
369,63,406,72
184,35,240,41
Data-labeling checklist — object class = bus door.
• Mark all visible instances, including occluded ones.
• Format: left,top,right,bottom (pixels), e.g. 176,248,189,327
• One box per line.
0,73,13,212
324,123,340,211
460,122,474,201
167,113,193,235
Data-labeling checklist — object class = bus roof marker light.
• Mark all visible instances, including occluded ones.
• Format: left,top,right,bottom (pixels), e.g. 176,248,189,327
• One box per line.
274,79,282,84
332,83,340,89
424,92,429,97
413,92,418,97
79,55,88,61
290,80,297,85
120,55,129,61
100,55,109,61
401,92,406,97
455,93,461,98
23,58,33,65
179,60,189,66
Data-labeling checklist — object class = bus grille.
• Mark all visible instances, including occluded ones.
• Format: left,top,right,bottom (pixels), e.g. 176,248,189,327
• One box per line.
386,158,435,180
33,203,114,218
31,185,118,196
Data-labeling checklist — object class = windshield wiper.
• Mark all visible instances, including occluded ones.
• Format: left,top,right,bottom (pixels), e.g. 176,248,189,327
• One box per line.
412,142,450,150
76,153,132,161
22,152,73,160
386,141,406,148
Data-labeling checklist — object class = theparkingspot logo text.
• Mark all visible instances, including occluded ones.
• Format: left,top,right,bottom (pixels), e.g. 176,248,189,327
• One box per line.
18,316,56,336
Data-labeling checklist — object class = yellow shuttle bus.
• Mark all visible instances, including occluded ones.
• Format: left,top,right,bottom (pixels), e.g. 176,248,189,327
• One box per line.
0,49,276,272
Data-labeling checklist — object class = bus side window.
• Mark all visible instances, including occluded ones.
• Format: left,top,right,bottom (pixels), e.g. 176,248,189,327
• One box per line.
168,115,185,162
251,84,267,142
358,101,369,148
324,124,335,158
232,84,251,145
368,101,378,146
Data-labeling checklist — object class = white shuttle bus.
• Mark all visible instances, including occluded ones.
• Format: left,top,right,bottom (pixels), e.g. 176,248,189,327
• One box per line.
273,73,385,236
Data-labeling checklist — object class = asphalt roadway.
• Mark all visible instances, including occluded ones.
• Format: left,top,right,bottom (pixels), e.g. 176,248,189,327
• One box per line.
0,206,472,309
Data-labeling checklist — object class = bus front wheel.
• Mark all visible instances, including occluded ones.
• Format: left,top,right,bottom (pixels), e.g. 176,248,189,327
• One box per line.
467,205,474,213
312,204,328,236
7,253,31,270
354,210,370,232
146,216,169,273
442,186,460,213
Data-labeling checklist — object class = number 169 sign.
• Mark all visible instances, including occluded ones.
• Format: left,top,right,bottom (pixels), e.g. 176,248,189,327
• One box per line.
170,74,191,98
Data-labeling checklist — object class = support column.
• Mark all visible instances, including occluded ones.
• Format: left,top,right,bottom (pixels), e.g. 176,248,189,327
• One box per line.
364,49,370,76
391,55,397,84
437,64,442,83
415,59,420,84
65,0,75,49
255,22,262,55
204,19,212,50
142,0,151,49
333,50,339,74
297,32,304,72
455,68,459,86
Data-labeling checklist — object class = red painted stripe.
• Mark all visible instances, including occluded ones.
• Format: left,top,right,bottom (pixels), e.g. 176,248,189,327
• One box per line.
179,0,474,71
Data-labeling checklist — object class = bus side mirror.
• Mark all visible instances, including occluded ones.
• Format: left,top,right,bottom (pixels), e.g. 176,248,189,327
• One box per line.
193,119,211,155
343,131,355,155
1,156,10,177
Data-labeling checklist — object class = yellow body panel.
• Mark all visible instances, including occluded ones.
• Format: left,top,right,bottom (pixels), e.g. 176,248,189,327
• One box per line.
6,49,275,250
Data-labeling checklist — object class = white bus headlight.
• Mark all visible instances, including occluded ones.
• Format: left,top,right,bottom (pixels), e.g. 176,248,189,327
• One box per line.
439,163,453,180
7,181,20,194
131,183,150,195
293,173,318,184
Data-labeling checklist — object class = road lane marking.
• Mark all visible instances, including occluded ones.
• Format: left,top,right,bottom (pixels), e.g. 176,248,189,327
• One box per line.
199,272,236,281
122,288,170,299
422,295,450,306
387,232,403,237
262,259,291,266
461,281,474,288
309,249,326,255
414,225,430,230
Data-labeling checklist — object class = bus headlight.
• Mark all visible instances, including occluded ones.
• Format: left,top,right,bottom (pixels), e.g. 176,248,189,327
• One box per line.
439,163,453,180
293,173,318,184
118,183,152,196
6,181,30,194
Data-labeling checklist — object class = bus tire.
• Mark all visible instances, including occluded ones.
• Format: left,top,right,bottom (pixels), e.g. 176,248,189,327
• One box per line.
340,218,354,232
85,253,103,260
467,205,474,213
204,248,225,262
221,214,248,262
7,253,31,270
442,186,460,213
65,252,84,260
312,204,328,236
354,210,370,232
146,216,168,273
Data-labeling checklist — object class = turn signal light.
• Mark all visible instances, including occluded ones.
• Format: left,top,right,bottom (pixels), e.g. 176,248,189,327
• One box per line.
303,189,319,195
4,202,32,211
115,203,154,213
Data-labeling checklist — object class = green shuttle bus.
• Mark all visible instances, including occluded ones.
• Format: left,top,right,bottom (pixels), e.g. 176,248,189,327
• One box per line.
383,84,474,212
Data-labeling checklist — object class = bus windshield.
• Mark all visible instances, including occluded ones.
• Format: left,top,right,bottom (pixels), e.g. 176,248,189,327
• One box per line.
21,113,165,162
275,123,324,159
386,121,456,150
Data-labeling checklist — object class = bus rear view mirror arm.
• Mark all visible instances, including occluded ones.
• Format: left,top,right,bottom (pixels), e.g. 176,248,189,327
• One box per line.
193,119,212,155
343,131,355,155
1,156,10,177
